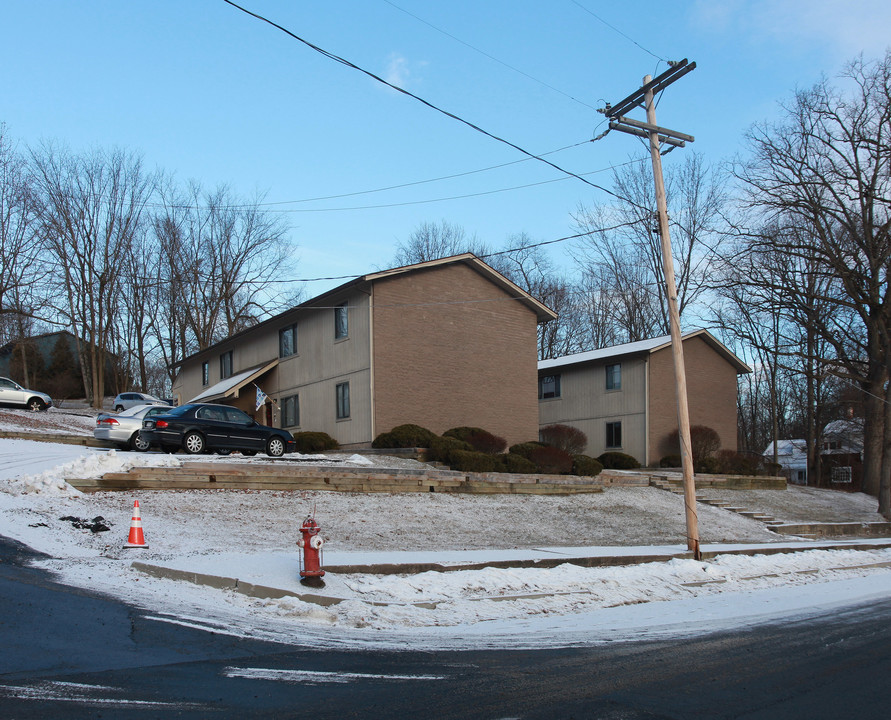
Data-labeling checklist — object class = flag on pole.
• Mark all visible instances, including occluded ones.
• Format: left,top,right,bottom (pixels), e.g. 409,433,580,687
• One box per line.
255,385,268,411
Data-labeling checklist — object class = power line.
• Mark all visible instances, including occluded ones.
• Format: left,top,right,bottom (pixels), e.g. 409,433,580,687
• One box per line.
569,1,665,62
221,0,648,211
382,0,599,111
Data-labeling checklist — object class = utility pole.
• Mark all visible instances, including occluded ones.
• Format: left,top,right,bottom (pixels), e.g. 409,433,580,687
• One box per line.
599,60,701,559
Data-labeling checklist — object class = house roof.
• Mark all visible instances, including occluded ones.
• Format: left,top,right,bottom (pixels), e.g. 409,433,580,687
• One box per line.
189,360,279,403
538,329,752,374
174,253,557,368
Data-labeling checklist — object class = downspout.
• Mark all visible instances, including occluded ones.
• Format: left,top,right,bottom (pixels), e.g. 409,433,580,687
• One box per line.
368,283,375,442
644,354,650,466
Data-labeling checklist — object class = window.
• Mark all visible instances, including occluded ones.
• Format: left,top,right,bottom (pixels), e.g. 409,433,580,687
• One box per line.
201,361,209,386
606,421,622,449
605,363,621,390
220,351,233,380
279,323,298,358
831,466,852,484
538,374,561,399
282,394,299,428
336,382,350,419
334,302,349,339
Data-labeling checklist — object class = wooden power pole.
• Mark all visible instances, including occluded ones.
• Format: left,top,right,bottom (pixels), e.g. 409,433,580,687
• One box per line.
600,60,701,559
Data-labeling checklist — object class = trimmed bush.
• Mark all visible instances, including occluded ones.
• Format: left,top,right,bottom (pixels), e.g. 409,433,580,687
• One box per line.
715,449,766,476
501,452,537,474
509,441,547,460
659,454,682,468
292,431,338,453
571,454,603,477
428,435,473,464
695,456,720,474
443,426,507,454
598,451,641,470
448,449,500,473
539,424,588,455
372,423,437,449
667,425,721,464
529,445,573,474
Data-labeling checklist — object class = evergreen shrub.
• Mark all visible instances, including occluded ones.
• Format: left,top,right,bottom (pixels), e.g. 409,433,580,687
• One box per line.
292,431,339,453
598,451,641,470
371,424,437,449
529,445,573,474
571,454,603,477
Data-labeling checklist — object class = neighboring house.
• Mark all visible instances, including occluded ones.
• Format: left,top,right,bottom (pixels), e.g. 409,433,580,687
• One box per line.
821,418,864,488
764,439,808,485
172,254,557,449
537,330,751,465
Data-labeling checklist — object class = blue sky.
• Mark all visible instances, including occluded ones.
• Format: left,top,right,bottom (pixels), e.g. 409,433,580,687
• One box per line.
3,1,890,294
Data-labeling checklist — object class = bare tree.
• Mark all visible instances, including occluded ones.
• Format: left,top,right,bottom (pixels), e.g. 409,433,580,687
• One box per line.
573,153,725,339
31,143,152,408
391,220,489,266
734,52,891,515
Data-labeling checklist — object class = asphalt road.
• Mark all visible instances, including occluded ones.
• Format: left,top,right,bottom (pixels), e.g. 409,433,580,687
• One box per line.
2,533,890,719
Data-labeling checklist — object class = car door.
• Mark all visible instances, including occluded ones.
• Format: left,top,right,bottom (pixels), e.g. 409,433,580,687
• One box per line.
222,406,265,451
0,378,26,407
195,405,231,449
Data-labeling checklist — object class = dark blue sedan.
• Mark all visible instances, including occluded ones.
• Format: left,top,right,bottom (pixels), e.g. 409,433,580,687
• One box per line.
140,403,295,457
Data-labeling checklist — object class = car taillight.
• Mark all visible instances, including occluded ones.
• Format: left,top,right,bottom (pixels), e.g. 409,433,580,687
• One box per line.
97,417,119,426
156,420,168,428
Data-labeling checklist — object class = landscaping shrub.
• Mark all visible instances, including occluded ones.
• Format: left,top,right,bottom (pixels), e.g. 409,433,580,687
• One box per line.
291,431,338,453
427,435,472,464
501,452,537,474
539,424,588,455
659,454,682,468
371,423,437,449
443,426,507,454
529,445,573,474
508,441,546,460
667,425,721,464
715,449,765,476
571,454,603,477
447,449,500,473
695,456,720,474
598,451,641,470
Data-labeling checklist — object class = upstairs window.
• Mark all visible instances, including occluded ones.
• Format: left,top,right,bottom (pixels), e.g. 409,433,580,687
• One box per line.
220,351,233,380
605,363,621,390
201,361,209,386
279,323,298,358
538,374,561,399
334,302,349,340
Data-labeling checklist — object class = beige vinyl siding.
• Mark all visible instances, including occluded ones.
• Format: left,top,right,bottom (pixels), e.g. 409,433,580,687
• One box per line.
538,356,649,462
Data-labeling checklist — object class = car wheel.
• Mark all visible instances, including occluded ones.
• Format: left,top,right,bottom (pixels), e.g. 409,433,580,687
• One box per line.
215,449,232,456
130,432,151,452
183,432,205,454
27,398,46,412
266,436,285,457
114,405,124,412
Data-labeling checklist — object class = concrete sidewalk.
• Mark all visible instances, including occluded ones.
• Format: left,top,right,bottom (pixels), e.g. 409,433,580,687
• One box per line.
131,538,891,608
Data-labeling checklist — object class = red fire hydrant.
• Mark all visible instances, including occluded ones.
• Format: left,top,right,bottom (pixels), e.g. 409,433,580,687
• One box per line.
297,515,325,586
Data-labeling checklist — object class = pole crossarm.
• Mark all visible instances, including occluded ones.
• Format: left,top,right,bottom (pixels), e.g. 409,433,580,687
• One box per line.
613,115,694,143
608,121,688,148
599,59,696,119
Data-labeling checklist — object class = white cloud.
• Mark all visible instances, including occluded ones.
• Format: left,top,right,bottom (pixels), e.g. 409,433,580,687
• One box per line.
691,0,891,59
384,52,411,88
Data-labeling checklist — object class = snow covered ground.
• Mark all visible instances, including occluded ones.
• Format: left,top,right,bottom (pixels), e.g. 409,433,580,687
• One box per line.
2,432,891,651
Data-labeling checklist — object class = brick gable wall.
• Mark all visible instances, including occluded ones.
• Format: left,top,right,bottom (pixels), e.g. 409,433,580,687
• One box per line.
372,263,540,446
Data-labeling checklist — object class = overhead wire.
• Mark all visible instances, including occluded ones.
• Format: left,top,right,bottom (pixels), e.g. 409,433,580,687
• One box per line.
381,0,600,111
569,1,666,62
221,0,651,212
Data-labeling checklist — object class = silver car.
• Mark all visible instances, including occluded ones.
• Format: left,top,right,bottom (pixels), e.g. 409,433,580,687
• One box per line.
112,392,166,412
94,403,173,451
0,376,53,411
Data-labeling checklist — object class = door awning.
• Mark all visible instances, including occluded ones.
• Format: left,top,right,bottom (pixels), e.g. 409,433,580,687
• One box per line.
188,359,279,404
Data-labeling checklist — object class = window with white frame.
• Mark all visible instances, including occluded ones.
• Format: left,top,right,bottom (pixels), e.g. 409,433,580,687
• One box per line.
336,381,350,419
220,351,233,380
605,363,621,390
279,323,298,358
538,374,561,399
606,421,622,448
281,394,299,428
201,361,209,386
334,302,349,340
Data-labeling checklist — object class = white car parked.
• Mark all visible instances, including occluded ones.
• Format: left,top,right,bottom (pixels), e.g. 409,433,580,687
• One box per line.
0,376,53,411
94,403,174,451
112,392,166,412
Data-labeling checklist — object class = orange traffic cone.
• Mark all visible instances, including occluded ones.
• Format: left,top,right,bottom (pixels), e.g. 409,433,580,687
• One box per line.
123,500,148,548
